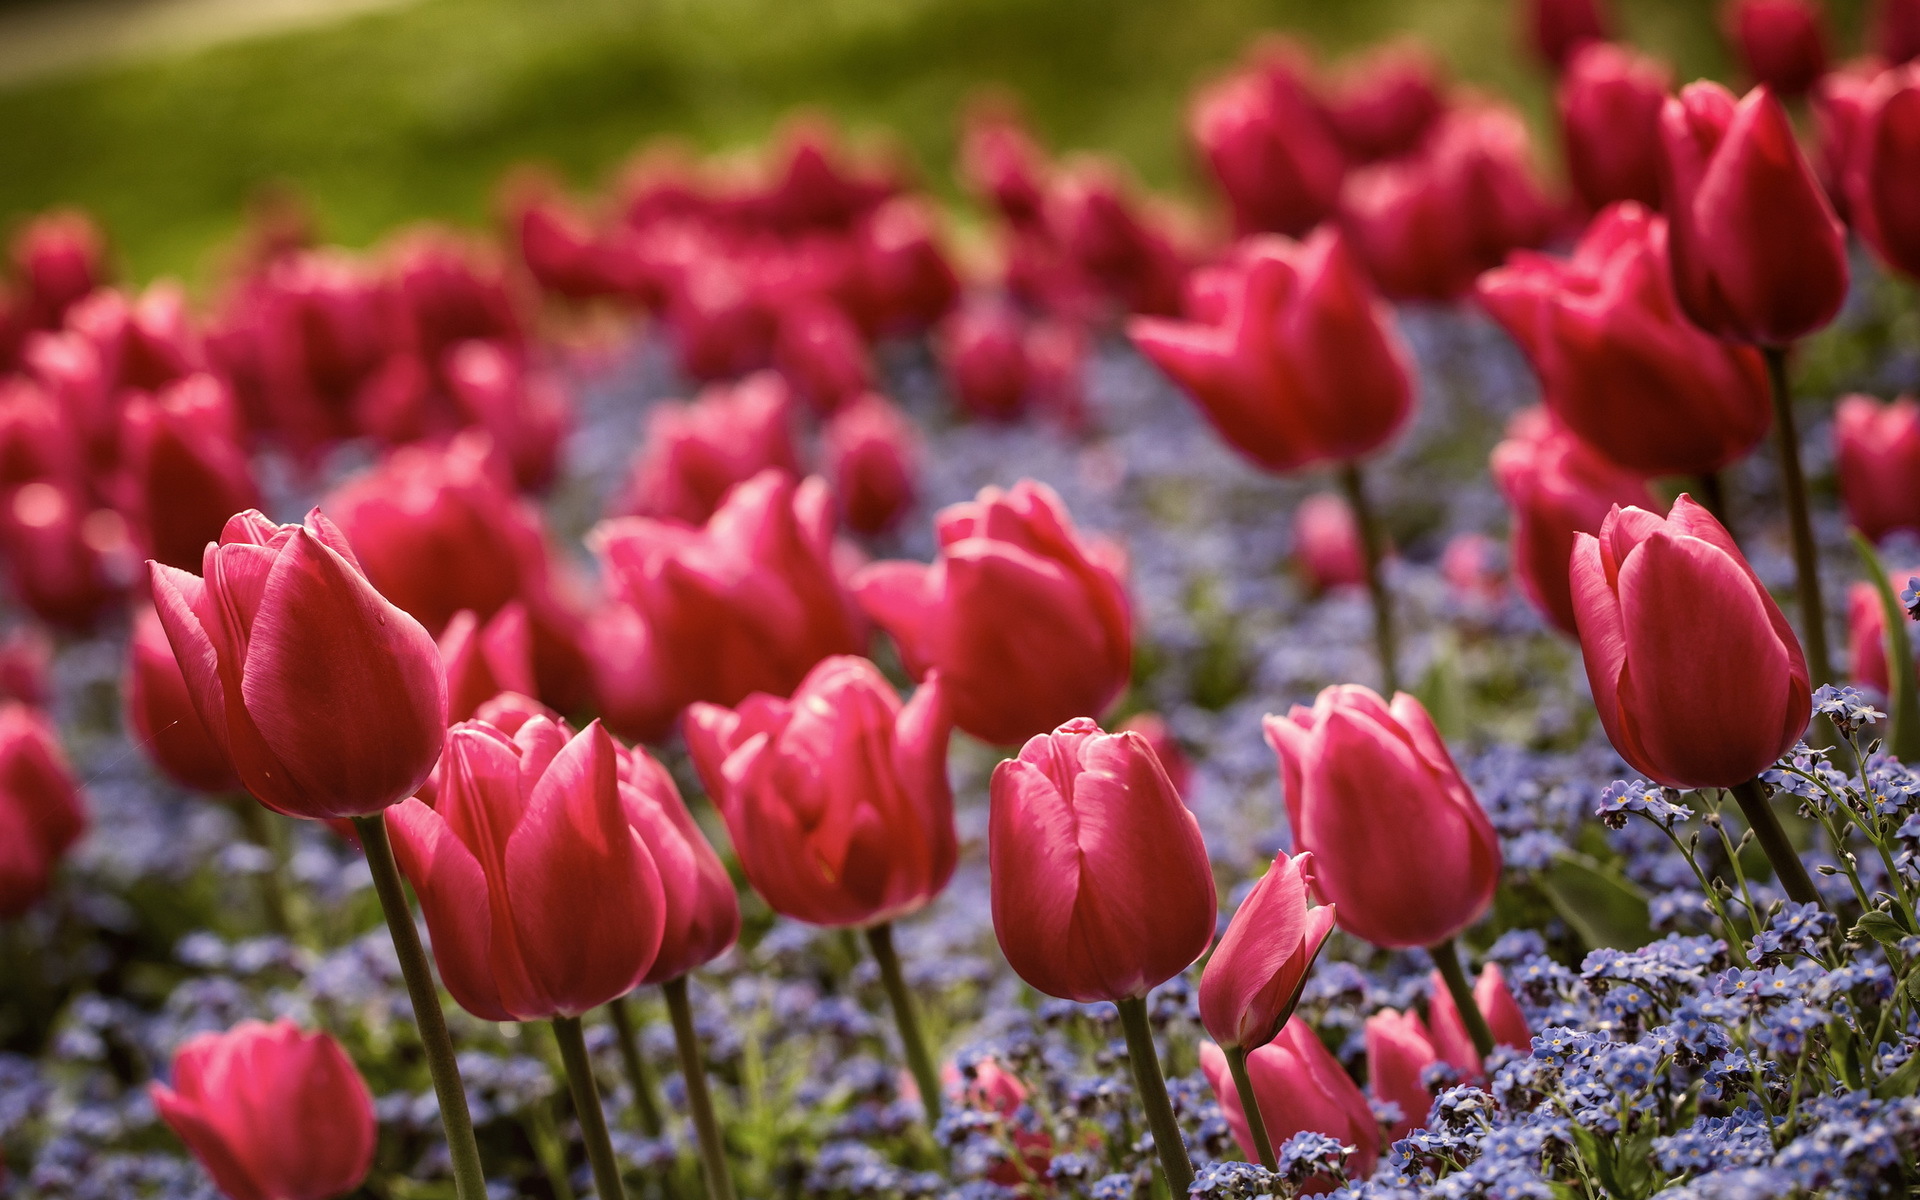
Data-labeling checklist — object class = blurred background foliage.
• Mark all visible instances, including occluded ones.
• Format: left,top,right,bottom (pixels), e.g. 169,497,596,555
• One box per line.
0,0,1879,283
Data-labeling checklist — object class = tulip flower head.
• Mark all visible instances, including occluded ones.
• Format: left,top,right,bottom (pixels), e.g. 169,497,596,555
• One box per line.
1427,962,1532,1071
1199,852,1336,1050
1723,0,1829,98
1845,64,1920,284
1558,42,1672,211
0,702,87,919
1199,1021,1379,1185
126,606,239,794
1365,1007,1444,1140
1834,394,1920,543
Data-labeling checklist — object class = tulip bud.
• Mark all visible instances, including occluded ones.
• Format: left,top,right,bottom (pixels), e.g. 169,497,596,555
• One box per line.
1558,43,1672,211
620,371,801,525
1118,711,1192,797
0,375,83,489
1659,82,1848,345
1130,228,1415,473
1477,202,1772,477
687,656,954,928
1364,1008,1443,1140
1046,160,1190,318
1199,853,1336,1050
388,718,665,1020
962,108,1051,229
857,197,961,334
13,211,103,331
1190,54,1347,238
1293,492,1369,594
1724,0,1829,98
824,392,919,536
1198,1022,1380,1183
1442,532,1508,607
149,509,446,820
510,185,622,300
127,606,239,794
1835,394,1920,542
1325,42,1445,164
1844,64,1920,283
989,718,1215,1002
439,604,537,724
945,1057,1053,1185
68,283,205,395
1849,571,1920,695
0,703,87,919
1813,64,1877,223
775,301,873,415
1571,495,1811,789
1264,686,1500,949
854,480,1130,746
441,339,571,492
1491,408,1656,636
620,741,740,983
1525,0,1611,71
151,1020,376,1200
0,481,130,631
117,373,259,572
939,301,1030,422
1426,962,1532,1071
388,231,524,364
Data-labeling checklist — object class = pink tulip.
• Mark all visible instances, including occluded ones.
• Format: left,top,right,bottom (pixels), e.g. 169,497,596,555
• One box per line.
855,197,961,334
1118,711,1192,797
620,371,801,524
1835,394,1920,542
441,339,571,492
1426,963,1532,1070
13,211,104,331
939,301,1030,422
1558,42,1672,212
1199,1021,1379,1185
1813,63,1877,223
1724,0,1829,98
0,482,129,631
1294,492,1369,594
1364,1008,1442,1140
824,392,919,536
1844,63,1920,283
775,301,873,415
1190,53,1347,238
0,703,87,919
1876,0,1920,63
1525,0,1612,71
116,373,259,572
1325,43,1446,164
127,606,239,794
1200,852,1336,1050
1046,161,1189,318
439,604,537,724
1848,570,1920,695
1441,532,1508,607
621,741,740,983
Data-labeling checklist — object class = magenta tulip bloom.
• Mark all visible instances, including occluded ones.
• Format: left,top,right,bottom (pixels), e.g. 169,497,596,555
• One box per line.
1526,0,1611,71
1427,963,1532,1071
989,718,1216,1003
1264,686,1500,949
149,509,446,821
1571,495,1811,789
1190,55,1347,238
1364,1008,1443,1140
1723,0,1829,98
620,741,741,983
1834,394,1920,542
824,392,919,536
117,373,259,573
1199,852,1336,1050
1845,64,1920,284
619,371,801,525
0,702,87,919
126,606,239,794
1200,1021,1380,1183
1558,42,1672,212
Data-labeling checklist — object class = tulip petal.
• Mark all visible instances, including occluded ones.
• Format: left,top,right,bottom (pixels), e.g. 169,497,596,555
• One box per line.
150,1084,271,1200
385,799,513,1022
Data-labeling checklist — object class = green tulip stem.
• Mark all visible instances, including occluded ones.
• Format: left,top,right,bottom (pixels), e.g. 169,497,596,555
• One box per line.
1763,345,1833,688
553,1015,630,1200
1116,995,1195,1196
1225,1045,1277,1170
1339,461,1399,696
664,976,739,1200
607,995,667,1138
1730,777,1824,908
864,922,943,1128
350,815,488,1200
235,800,297,941
1429,938,1495,1063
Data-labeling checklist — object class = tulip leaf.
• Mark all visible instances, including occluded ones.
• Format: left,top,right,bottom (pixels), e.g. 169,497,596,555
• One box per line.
1849,531,1920,761
1538,850,1653,951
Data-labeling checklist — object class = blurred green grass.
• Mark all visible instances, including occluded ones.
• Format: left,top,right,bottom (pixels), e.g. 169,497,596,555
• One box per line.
0,0,1871,283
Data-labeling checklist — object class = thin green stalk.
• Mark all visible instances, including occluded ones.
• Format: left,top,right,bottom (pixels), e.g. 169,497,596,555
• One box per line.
553,1015,629,1200
1339,461,1399,696
864,922,942,1128
1429,938,1494,1063
1763,345,1833,688
350,815,487,1200
1116,995,1194,1196
664,977,739,1200
235,800,297,941
1224,1046,1275,1170
608,996,667,1137
1728,778,1824,908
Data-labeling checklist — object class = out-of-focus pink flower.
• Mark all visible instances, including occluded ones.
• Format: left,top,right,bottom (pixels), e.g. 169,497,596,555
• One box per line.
1046,161,1189,317
621,371,801,525
12,211,105,331
1119,711,1192,797
939,300,1030,422
1191,50,1347,238
1365,1008,1442,1140
0,481,131,631
1526,0,1612,71
1559,42,1672,211
1845,63,1920,283
1294,492,1369,595
1835,394,1920,541
116,373,259,572
1442,532,1508,607
1875,0,1920,63
441,339,571,492
0,702,88,918
1199,1022,1380,1188
1724,0,1830,97
439,604,537,724
1814,63,1879,224
775,301,873,414
622,739,739,983
1848,568,1920,695
962,106,1052,229
855,197,960,334
1426,963,1533,1073
824,393,919,537
1326,42,1446,164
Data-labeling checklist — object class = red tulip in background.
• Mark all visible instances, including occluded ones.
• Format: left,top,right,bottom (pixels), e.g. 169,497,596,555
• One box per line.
149,509,446,821
1365,1007,1446,1140
115,373,259,571
1835,394,1920,542
1849,569,1920,695
854,480,1130,746
388,717,666,1021
1293,492,1368,594
1118,711,1191,796
1190,48,1346,238
939,300,1030,422
1426,962,1531,1068
1198,852,1336,1050
1199,1021,1380,1185
687,656,954,928
1324,42,1445,164
1814,62,1878,223
856,196,961,335
1045,161,1189,318
1526,0,1611,71
775,301,873,415
621,740,740,983
439,604,537,724
1571,495,1810,789
1845,64,1920,282
620,370,800,523
1659,82,1848,346
1876,0,1920,62
946,1058,1053,1186
0,480,131,631
1558,42,1672,211
151,1020,376,1200
1441,532,1507,607
0,626,52,708
1723,0,1829,98
590,469,867,741
1476,202,1773,477
0,702,87,919
1339,105,1556,302
824,392,919,536
1490,408,1656,637
989,718,1214,1003
1264,686,1500,949
127,606,239,793
1129,228,1414,473
12,211,104,333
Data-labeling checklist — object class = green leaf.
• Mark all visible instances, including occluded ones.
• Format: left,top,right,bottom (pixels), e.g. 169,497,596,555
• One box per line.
1538,850,1654,950
1853,910,1908,948
1874,1050,1920,1099
1905,967,1920,1008
1850,531,1920,760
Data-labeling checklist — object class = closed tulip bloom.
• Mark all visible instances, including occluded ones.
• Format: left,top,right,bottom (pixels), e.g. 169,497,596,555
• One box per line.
1190,55,1347,238
441,340,571,493
1200,852,1336,1050
621,371,801,524
1559,43,1673,211
1835,394,1920,541
1848,571,1920,695
621,742,740,982
824,392,919,536
989,718,1215,1002
13,211,104,331
127,606,239,794
946,1058,1053,1185
854,481,1131,746
1130,228,1415,473
1724,0,1829,98
0,481,129,631
1876,0,1920,63
0,703,87,919
1491,408,1656,636
1477,202,1772,476
1426,963,1533,1071
1365,1008,1443,1140
775,302,873,415
590,470,867,740
1046,161,1189,318
859,197,962,334
117,373,259,572
439,604,536,724
0,626,52,708
151,1020,375,1200
687,656,954,928
1325,42,1445,164
1845,64,1920,282
1199,1022,1379,1184
1264,686,1500,949
1118,711,1192,797
1659,82,1848,345
1571,495,1811,789
1813,64,1877,223
510,186,623,300
388,718,665,1020
1526,0,1611,71
1294,492,1369,594
149,509,446,821
940,301,1030,422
